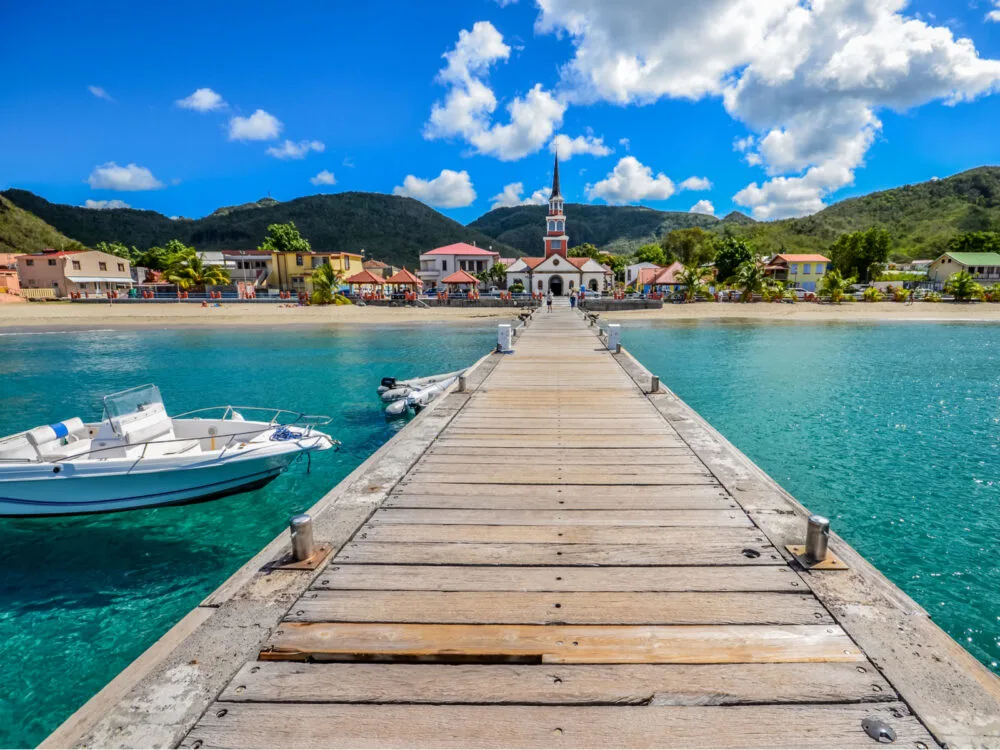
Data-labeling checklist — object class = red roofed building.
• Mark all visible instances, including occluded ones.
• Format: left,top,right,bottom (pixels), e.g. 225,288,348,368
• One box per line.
386,268,422,290
419,242,499,289
441,269,481,289
764,253,831,291
505,155,611,296
17,248,133,298
344,269,386,294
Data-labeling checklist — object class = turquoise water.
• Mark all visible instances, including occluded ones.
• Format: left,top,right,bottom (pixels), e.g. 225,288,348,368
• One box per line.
0,324,494,748
625,320,1000,676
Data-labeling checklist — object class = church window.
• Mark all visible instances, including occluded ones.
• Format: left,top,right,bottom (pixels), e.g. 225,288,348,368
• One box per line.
553,258,560,266
441,260,448,271
556,221,563,231
551,240,561,250
537,279,543,290
589,279,598,291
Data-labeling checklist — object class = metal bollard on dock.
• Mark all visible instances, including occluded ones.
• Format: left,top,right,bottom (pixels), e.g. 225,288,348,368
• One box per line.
805,514,830,563
289,514,315,562
607,324,621,352
497,324,513,353
458,374,468,393
650,375,660,393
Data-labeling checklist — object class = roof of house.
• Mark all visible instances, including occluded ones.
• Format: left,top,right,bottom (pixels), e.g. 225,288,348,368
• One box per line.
422,243,499,257
386,268,422,285
441,269,481,284
23,249,84,258
364,259,389,269
498,257,517,266
520,257,546,269
940,252,1000,266
771,254,831,264
221,249,271,257
344,269,385,285
651,262,686,285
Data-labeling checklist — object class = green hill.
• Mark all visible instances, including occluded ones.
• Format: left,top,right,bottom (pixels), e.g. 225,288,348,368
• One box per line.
731,167,1000,260
0,190,517,268
467,204,721,255
0,195,85,254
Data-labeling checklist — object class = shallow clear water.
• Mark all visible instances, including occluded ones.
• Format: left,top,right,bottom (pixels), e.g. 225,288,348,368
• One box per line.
624,320,1000,676
0,324,494,748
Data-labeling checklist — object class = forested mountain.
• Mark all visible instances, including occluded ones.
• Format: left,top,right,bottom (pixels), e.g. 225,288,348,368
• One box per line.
0,190,515,268
0,195,85,254
3,167,999,265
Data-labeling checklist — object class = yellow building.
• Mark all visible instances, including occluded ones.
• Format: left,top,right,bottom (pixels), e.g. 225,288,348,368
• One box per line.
764,254,831,292
267,251,363,294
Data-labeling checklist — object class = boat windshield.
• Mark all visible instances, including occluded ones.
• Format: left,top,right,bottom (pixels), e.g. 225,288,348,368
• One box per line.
102,384,164,420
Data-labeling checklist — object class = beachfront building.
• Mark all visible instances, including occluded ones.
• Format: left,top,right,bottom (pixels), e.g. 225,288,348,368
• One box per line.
220,250,272,288
442,269,481,292
16,249,133,298
267,250,362,296
385,268,422,294
764,253,830,291
927,252,1000,285
505,156,612,296
419,243,499,290
634,262,688,295
0,253,22,294
344,269,386,297
626,261,662,286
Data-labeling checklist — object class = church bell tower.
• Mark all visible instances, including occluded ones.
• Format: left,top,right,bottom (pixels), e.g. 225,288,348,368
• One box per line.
543,155,568,258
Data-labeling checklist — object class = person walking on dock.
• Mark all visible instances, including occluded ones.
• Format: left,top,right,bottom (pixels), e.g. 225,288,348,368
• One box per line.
569,290,578,309
546,290,553,312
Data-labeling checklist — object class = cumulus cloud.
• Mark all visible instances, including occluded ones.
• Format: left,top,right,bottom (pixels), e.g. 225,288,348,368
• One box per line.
86,162,163,191
228,109,282,141
689,199,715,215
490,182,551,209
266,140,325,159
88,85,113,101
393,169,476,208
536,0,1000,218
310,170,336,186
424,22,566,160
550,133,612,160
176,88,227,112
679,176,712,191
586,156,675,204
83,199,130,209
618,137,630,151
986,1,1000,22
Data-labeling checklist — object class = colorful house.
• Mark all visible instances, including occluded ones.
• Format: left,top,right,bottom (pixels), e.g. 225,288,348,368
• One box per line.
927,252,1000,285
764,254,830,291
17,249,133,298
419,243,500,289
0,253,22,294
268,250,362,295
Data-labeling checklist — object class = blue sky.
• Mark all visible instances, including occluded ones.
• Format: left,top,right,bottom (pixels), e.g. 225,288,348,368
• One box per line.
3,0,1000,225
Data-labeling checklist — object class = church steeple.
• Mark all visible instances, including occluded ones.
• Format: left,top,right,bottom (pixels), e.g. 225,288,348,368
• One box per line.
544,155,568,258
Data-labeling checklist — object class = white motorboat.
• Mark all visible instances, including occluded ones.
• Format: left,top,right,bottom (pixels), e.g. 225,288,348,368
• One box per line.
0,385,337,517
384,375,459,418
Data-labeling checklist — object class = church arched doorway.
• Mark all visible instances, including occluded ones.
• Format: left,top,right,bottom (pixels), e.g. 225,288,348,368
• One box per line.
549,276,564,296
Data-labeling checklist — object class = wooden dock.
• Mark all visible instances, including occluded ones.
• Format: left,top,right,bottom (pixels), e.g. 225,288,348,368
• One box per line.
48,303,1000,748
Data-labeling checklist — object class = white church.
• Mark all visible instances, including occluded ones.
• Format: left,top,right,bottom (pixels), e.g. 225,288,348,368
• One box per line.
505,156,612,296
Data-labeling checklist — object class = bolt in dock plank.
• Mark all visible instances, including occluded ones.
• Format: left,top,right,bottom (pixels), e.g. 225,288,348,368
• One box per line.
51,302,1000,748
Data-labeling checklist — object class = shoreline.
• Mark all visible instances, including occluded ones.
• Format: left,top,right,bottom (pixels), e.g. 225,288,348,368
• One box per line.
2,299,1000,330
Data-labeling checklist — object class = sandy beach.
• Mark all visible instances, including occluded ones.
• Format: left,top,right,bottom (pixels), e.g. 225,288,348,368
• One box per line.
602,301,1000,324
2,298,1000,330
0,300,525,330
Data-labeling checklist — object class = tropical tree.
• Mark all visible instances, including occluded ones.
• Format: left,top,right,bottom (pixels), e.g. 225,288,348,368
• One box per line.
984,284,1000,303
258,222,312,254
729,259,765,302
675,263,710,302
829,227,890,282
819,269,856,303
713,236,755,284
476,261,508,287
661,226,716,266
568,243,601,259
509,280,525,293
762,281,792,303
862,286,885,302
310,262,345,304
94,241,139,263
163,247,231,290
948,231,1000,254
634,243,667,266
944,271,984,301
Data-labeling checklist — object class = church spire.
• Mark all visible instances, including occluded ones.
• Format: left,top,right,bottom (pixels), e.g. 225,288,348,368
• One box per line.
551,154,561,198
543,155,567,258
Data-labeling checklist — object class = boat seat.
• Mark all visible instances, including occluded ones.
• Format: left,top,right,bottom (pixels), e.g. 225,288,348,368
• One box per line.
140,438,202,458
40,439,95,461
27,419,91,460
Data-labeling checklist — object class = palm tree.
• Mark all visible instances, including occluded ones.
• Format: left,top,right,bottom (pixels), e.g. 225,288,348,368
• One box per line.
164,248,230,290
729,260,765,302
819,269,856,303
675,263,709,302
944,271,983,302
310,262,345,304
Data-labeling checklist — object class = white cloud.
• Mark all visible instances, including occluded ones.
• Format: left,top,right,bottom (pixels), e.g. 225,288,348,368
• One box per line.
176,88,226,112
689,199,715,215
393,169,476,208
490,182,551,209
228,109,282,141
536,0,1000,218
310,170,336,186
424,22,565,160
86,162,163,191
266,140,325,159
586,156,675,204
618,137,630,152
679,176,712,191
986,2,1000,22
83,199,130,209
88,85,113,101
550,133,612,160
